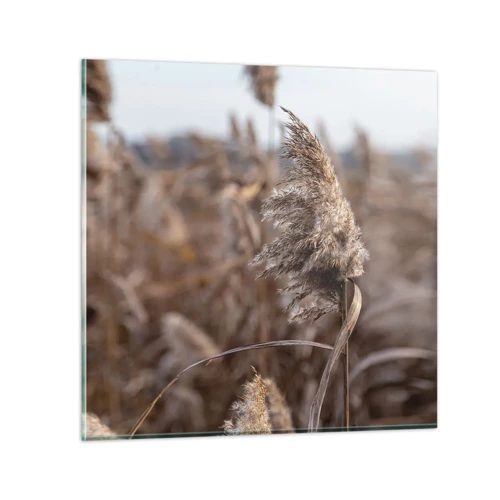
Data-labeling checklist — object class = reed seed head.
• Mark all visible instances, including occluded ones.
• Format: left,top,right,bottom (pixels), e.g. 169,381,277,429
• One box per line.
86,59,112,122
252,107,369,322
264,378,294,431
244,65,279,108
85,413,116,438
223,368,271,435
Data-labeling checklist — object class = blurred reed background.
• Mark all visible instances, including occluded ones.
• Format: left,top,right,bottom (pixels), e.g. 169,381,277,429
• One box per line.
84,59,437,437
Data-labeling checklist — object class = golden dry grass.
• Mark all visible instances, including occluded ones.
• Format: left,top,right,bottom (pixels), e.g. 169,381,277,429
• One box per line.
84,61,437,437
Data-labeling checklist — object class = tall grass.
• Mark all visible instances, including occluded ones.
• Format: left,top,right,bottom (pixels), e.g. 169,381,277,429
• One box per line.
84,60,437,438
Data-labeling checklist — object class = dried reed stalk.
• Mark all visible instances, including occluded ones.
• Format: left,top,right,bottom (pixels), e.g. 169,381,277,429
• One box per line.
252,108,368,430
247,118,258,150
229,113,242,148
128,339,333,437
354,126,374,222
341,282,350,429
308,280,362,431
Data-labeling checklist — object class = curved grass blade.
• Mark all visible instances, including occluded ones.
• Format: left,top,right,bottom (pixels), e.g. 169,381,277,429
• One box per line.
308,280,362,432
349,347,436,384
332,347,437,423
129,339,333,438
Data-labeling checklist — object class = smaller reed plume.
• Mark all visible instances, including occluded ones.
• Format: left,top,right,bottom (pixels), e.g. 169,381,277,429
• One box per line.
223,368,271,435
264,378,294,431
85,413,116,438
252,108,369,322
85,59,112,122
244,66,279,108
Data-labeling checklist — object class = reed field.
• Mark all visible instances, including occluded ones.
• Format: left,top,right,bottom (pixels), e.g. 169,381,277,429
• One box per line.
83,60,437,439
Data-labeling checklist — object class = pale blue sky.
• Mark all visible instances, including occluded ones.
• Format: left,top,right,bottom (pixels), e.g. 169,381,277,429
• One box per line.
107,60,437,151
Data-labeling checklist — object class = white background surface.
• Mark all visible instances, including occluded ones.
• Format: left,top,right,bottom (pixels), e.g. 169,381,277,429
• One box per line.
1,1,499,498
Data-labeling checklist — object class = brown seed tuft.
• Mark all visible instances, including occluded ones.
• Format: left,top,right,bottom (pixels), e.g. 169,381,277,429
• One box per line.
264,378,294,431
244,66,279,108
223,368,271,435
85,413,116,438
85,59,112,122
252,107,369,322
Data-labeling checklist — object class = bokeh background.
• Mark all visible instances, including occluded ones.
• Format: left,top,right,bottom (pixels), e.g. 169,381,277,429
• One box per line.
84,59,437,436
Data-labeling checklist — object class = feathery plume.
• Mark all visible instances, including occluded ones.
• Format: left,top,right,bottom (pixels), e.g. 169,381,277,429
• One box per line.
252,107,369,322
85,59,112,122
264,378,294,431
85,413,116,438
317,120,347,192
223,368,271,435
244,66,279,108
